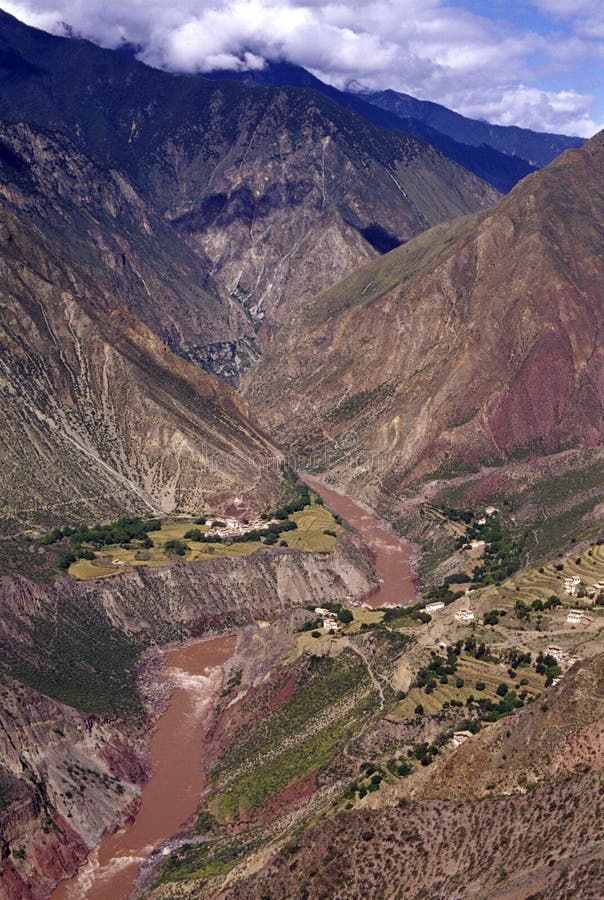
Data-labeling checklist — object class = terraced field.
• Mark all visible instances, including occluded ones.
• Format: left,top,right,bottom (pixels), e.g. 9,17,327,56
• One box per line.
394,654,546,718
476,541,604,612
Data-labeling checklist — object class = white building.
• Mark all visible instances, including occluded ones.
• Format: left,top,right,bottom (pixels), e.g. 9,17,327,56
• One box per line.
563,575,581,595
470,540,485,550
567,610,591,625
425,601,445,613
451,730,474,748
455,610,475,622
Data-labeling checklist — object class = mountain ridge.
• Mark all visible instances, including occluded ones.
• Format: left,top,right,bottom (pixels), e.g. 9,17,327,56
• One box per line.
243,131,604,503
0,120,284,529
0,9,499,352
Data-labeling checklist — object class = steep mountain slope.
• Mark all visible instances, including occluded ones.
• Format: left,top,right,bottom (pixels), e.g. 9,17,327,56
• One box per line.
0,10,498,342
244,132,604,503
0,122,283,531
203,60,536,193
221,654,604,900
0,119,256,375
365,87,585,168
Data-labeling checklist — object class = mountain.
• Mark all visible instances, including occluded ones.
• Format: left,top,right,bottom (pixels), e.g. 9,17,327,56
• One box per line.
243,132,604,503
218,652,604,900
0,10,498,349
0,120,283,530
203,59,537,193
364,88,585,168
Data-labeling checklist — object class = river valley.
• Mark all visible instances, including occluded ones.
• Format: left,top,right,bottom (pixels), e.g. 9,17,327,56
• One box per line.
51,482,416,898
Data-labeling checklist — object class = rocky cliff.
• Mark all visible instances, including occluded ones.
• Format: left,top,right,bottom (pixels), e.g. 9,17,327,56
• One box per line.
244,132,604,504
0,121,286,530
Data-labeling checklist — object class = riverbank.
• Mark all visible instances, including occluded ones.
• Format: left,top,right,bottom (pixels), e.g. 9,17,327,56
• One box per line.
50,481,417,898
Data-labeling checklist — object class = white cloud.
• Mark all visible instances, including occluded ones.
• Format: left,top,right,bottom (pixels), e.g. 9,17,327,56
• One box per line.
2,0,602,136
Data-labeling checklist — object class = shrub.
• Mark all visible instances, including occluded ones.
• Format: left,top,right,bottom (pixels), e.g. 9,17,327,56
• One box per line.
57,552,77,570
496,683,509,696
164,539,188,556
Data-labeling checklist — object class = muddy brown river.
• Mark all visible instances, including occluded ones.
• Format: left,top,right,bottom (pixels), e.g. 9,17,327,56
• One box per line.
304,475,417,607
52,635,236,900
51,483,415,898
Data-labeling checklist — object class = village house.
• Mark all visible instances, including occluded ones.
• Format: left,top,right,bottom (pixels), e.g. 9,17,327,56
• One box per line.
314,607,340,633
545,646,581,669
425,601,445,613
484,506,499,517
470,540,485,550
567,609,592,625
563,575,581,595
454,609,475,622
451,730,474,748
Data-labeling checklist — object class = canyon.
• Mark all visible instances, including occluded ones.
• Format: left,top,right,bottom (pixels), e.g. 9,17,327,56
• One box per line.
0,9,602,900
244,132,604,511
46,484,416,898
0,518,375,898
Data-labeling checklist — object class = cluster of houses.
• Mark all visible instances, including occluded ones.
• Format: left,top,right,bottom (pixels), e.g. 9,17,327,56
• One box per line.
315,607,341,633
208,516,276,539
423,598,475,622
545,645,580,669
475,507,498,526
563,575,582,595
563,574,604,604
454,609,475,622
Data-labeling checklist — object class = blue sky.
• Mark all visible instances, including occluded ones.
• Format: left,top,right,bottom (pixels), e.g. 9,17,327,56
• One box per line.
3,0,603,135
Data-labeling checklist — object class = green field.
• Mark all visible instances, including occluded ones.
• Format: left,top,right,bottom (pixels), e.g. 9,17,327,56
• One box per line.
69,497,343,580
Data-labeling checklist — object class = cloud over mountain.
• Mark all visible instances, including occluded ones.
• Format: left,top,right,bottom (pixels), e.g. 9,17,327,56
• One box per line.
3,0,603,136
